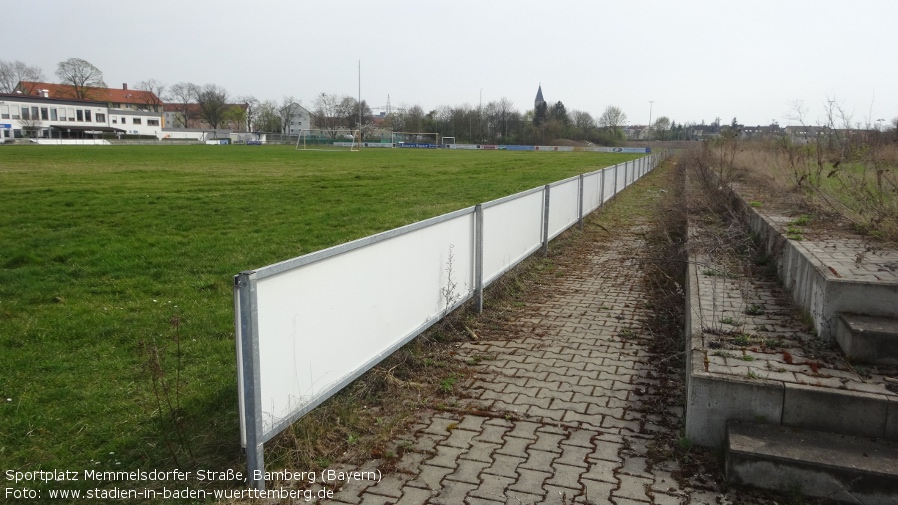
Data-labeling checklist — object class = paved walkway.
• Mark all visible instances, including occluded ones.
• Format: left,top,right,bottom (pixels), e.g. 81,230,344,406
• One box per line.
323,221,724,504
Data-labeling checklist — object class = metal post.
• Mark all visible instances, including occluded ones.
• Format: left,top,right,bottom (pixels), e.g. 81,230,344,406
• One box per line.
474,204,484,313
599,168,606,208
577,174,584,229
235,271,266,490
541,185,550,256
613,164,619,198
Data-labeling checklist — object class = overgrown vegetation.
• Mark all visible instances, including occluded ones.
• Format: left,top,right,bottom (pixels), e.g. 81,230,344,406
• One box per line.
703,123,898,245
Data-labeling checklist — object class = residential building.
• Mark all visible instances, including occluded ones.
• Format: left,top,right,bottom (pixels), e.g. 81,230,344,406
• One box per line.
283,102,311,135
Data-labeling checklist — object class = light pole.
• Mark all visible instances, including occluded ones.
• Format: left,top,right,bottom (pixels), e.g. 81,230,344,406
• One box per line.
648,100,654,140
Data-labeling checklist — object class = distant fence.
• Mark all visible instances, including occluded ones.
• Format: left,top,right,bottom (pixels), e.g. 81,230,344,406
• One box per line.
234,152,668,488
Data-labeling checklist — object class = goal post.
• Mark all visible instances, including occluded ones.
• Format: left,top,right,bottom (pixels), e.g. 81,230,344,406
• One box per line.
391,132,439,148
441,136,456,147
296,129,360,151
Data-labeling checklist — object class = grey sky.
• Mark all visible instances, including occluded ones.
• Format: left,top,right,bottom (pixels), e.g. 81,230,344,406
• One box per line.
8,0,897,128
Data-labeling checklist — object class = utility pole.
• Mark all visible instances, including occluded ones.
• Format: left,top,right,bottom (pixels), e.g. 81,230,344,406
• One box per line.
648,100,654,140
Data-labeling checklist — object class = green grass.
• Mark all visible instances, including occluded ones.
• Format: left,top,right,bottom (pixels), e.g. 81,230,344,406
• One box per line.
0,145,641,487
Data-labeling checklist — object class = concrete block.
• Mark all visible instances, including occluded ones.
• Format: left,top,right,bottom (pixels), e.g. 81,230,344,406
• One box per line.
827,280,898,322
888,396,898,442
782,382,889,439
726,421,898,505
685,371,784,448
835,313,898,365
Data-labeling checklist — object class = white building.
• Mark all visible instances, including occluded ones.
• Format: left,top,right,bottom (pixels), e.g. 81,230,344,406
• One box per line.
0,92,164,142
283,102,312,135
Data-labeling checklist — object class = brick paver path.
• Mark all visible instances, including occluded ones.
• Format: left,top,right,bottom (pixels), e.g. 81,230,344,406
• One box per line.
326,220,717,504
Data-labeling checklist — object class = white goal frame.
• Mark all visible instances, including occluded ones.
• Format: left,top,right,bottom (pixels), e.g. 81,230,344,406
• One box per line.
441,136,456,146
391,131,439,147
296,129,360,151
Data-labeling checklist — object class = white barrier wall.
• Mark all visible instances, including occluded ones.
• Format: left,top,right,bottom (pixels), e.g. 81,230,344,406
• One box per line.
548,177,581,241
481,188,545,286
235,153,665,488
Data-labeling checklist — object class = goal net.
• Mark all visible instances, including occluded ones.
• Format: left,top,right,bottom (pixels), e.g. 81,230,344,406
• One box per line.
391,132,439,148
441,136,456,147
296,129,360,151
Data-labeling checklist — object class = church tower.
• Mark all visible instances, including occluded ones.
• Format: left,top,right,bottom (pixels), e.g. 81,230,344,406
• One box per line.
534,85,548,126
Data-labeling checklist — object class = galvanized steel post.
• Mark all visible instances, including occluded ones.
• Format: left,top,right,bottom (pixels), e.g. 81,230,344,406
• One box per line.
541,185,550,256
577,174,584,229
474,204,483,313
235,271,265,490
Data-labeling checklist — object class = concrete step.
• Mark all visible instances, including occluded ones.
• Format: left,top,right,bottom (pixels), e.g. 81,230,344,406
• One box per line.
835,313,898,366
726,421,898,504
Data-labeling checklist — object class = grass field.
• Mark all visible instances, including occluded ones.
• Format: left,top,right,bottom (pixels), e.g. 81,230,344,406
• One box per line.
0,145,641,489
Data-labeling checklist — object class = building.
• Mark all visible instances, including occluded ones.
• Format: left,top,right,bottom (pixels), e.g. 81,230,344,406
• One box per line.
16,81,163,112
0,92,164,141
624,125,648,140
534,85,547,126
282,102,311,135
2,81,165,141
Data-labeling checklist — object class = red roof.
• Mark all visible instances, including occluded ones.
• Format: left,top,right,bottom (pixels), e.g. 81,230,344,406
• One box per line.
17,81,161,106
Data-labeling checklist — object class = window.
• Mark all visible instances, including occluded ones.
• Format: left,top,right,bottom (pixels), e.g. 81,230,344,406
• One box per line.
50,108,58,120
11,105,20,119
41,108,49,120
31,107,38,119
84,110,92,122
147,119,159,126
76,110,84,121
132,118,142,125
96,113,105,122
121,117,127,124
1,105,9,119
21,107,30,120
112,117,117,124
67,108,75,121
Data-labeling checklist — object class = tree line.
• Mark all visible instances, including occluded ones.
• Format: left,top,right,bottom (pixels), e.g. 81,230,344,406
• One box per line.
3,57,716,144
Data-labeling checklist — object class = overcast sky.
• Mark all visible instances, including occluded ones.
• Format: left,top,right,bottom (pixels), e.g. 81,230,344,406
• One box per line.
7,0,897,128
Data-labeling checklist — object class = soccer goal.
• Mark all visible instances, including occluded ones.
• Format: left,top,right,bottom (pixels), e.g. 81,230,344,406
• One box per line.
441,136,456,147
391,132,439,148
296,129,360,151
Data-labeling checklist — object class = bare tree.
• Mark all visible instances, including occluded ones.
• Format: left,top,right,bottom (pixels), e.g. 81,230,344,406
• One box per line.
598,105,627,129
313,93,341,136
278,96,299,133
493,97,516,140
652,116,671,140
238,95,260,131
0,60,45,94
134,79,167,112
55,58,106,99
169,82,198,128
195,84,230,129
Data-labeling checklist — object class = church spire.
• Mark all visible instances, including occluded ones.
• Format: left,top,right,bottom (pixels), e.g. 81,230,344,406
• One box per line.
534,84,547,126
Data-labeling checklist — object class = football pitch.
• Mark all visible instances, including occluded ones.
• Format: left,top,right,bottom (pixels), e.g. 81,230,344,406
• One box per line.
0,145,642,481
